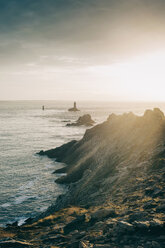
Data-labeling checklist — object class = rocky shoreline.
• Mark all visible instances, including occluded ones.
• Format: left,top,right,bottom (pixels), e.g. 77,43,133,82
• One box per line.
0,108,165,247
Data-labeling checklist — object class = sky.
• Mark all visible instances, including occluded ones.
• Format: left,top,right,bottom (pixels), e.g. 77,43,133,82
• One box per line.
0,0,165,101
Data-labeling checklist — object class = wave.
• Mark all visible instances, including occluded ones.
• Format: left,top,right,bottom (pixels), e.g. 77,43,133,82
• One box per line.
14,195,36,205
39,206,48,212
14,217,28,226
19,179,37,191
1,203,11,208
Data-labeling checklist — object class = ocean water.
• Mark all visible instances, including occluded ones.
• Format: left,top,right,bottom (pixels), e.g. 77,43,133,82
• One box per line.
0,100,165,227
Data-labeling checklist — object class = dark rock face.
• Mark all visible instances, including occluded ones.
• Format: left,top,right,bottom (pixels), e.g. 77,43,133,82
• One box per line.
67,114,95,127
38,140,77,161
2,108,165,247
1,205,164,247
0,240,32,247
91,209,117,221
39,109,165,205
63,215,86,234
40,108,165,191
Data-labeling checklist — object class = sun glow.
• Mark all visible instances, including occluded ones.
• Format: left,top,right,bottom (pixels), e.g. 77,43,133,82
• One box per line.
89,51,165,101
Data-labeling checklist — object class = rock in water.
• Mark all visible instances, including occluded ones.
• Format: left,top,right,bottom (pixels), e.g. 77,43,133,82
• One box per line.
67,114,95,127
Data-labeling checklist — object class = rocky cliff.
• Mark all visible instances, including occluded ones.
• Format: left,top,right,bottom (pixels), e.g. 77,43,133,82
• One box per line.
40,108,165,208
1,108,165,248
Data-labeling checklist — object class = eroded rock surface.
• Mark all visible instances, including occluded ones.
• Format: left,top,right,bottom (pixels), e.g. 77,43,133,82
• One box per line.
1,108,165,247
66,114,95,127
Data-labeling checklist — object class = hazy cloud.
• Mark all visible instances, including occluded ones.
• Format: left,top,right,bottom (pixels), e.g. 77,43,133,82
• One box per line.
0,0,165,99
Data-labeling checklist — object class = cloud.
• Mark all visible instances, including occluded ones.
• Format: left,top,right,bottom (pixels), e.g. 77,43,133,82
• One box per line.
0,0,165,100
0,0,165,64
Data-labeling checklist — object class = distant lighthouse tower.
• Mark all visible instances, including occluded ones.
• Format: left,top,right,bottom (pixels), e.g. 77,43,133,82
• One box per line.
68,101,80,112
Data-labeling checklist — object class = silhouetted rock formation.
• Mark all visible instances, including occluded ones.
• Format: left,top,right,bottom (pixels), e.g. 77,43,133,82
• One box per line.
66,114,95,127
40,108,165,189
68,101,79,112
39,108,165,212
1,108,165,248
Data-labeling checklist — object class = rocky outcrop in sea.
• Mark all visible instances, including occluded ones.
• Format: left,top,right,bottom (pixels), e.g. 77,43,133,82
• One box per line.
66,114,95,127
1,108,165,248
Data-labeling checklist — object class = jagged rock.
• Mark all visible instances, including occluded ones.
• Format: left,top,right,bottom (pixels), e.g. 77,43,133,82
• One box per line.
70,230,86,239
145,187,154,195
157,235,165,241
143,201,157,209
93,245,112,248
114,221,134,234
144,108,165,121
5,108,164,248
0,240,32,247
156,204,165,212
149,219,165,234
42,234,68,244
91,209,116,221
151,241,161,248
64,215,86,234
38,140,77,160
134,221,150,231
105,218,117,228
67,114,95,127
6,221,18,228
79,241,93,248
128,212,148,222
153,188,164,197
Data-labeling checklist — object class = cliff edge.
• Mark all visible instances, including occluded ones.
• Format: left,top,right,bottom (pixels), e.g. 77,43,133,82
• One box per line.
1,108,165,248
40,108,165,208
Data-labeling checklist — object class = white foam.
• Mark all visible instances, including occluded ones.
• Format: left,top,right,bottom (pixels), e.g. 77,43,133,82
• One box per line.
19,180,35,190
14,195,30,205
39,206,48,212
18,217,27,226
1,203,11,208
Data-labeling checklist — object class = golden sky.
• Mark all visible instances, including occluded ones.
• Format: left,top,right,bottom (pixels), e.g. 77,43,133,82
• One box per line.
0,0,165,101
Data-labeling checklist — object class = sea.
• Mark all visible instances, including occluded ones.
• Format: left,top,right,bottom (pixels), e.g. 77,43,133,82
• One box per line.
0,100,165,227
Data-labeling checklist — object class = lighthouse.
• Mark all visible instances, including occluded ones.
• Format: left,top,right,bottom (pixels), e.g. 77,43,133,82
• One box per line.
68,101,80,112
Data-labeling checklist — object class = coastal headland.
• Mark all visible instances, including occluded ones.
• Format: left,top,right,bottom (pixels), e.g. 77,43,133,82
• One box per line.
0,108,165,248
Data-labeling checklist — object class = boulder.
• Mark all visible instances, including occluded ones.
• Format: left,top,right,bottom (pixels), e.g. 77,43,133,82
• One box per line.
114,221,134,234
0,240,32,247
156,204,165,213
128,212,148,222
91,209,116,221
134,221,150,231
67,114,95,127
64,215,86,234
143,201,157,209
79,241,93,248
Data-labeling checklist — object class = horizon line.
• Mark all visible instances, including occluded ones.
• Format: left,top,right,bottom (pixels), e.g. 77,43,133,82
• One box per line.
1,99,165,103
